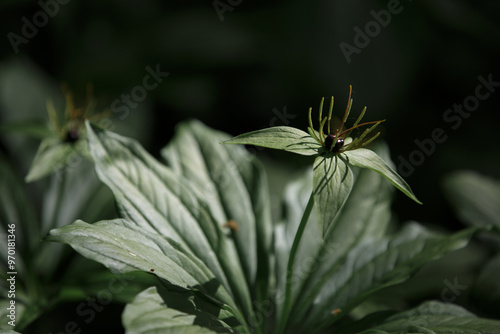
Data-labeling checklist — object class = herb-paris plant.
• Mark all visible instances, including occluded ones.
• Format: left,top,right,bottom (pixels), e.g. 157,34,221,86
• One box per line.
47,91,500,333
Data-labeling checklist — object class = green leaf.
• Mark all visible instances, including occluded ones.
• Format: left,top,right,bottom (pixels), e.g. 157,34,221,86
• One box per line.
288,144,394,327
82,121,234,291
360,300,500,333
123,286,243,334
25,137,88,182
471,254,500,311
442,170,500,230
313,155,354,236
0,153,39,250
273,169,320,325
342,148,422,204
49,120,277,330
47,220,234,303
298,224,478,332
222,126,321,156
162,120,272,308
0,120,52,139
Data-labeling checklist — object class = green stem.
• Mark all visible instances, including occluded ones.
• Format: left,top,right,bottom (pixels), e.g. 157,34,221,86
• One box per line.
276,192,315,334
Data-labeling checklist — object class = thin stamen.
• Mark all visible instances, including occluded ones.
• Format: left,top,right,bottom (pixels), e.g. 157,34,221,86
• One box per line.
346,121,383,149
360,131,381,147
319,117,328,142
46,100,60,132
327,97,334,135
308,107,322,144
318,97,325,141
338,119,385,138
338,85,353,137
352,106,367,128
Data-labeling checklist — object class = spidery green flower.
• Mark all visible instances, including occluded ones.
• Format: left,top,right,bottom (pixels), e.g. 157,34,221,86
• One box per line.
308,85,385,154
223,85,421,205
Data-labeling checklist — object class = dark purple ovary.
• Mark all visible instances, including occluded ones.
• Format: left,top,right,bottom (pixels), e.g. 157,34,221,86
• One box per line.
325,135,344,152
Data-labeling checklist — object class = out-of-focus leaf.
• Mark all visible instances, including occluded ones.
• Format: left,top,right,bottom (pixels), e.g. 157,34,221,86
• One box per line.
299,224,478,331
472,253,500,311
442,170,500,230
0,120,52,139
360,300,500,333
25,137,88,182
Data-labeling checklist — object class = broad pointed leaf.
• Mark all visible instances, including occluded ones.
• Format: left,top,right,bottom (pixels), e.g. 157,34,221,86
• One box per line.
299,224,478,331
360,301,500,333
47,219,237,308
313,155,354,236
162,120,272,306
273,169,320,323
222,126,321,156
123,286,243,334
25,137,85,182
442,170,500,230
289,144,394,327
82,122,234,293
342,148,421,204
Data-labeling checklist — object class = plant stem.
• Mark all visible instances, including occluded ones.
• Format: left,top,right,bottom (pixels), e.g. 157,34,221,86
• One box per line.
276,192,315,334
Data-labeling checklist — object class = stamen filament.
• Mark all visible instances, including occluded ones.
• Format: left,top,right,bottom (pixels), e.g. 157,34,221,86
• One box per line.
319,97,325,140
360,131,381,147
352,106,367,128
338,85,353,137
339,119,385,139
308,107,322,144
327,97,334,136
319,117,328,142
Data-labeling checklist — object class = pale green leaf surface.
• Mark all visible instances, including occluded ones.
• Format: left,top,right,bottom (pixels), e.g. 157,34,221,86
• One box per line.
123,286,244,334
443,170,500,229
161,120,270,315
84,122,235,297
361,301,500,333
290,144,394,326
47,220,227,297
313,155,354,236
273,169,320,321
342,148,421,204
300,224,477,331
222,126,321,156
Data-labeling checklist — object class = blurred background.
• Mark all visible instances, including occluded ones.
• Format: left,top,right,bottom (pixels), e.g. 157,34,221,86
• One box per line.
1,0,500,333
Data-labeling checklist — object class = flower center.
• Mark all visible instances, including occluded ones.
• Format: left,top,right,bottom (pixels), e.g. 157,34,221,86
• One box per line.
325,134,344,152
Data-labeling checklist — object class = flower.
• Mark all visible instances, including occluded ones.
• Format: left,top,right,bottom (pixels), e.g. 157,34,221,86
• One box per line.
222,86,421,208
25,85,110,182
307,86,385,155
